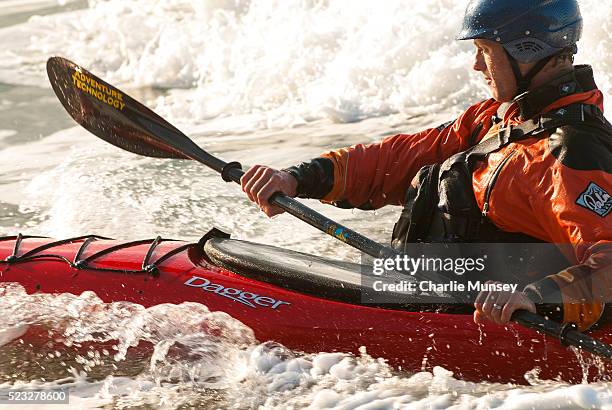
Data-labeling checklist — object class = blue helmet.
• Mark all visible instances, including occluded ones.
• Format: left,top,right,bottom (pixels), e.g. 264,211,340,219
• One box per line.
457,0,582,64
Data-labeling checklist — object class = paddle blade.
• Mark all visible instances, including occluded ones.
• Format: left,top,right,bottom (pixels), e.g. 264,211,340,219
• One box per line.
46,56,190,159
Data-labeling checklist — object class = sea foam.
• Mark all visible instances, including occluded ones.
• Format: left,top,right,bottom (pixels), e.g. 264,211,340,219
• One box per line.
0,0,609,128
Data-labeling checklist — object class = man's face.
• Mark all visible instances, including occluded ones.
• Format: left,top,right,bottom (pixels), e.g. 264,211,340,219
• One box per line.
473,39,518,102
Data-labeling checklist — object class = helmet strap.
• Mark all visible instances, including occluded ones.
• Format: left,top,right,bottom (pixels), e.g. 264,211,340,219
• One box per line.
505,50,554,95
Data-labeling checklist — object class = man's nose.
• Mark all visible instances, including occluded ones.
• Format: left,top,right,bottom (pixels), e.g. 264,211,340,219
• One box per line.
473,52,486,72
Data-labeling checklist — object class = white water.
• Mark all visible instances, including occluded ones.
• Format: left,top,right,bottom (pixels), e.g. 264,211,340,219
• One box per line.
1,0,610,124
0,0,611,408
1,284,611,410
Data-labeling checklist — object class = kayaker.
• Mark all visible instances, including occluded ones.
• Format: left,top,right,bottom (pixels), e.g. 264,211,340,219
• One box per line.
240,0,611,331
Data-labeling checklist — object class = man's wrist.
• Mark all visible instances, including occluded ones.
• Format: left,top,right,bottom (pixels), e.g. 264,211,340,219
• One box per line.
281,168,303,195
282,158,334,199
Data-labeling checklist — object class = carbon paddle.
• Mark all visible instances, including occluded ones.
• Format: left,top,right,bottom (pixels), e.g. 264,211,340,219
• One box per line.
46,56,612,360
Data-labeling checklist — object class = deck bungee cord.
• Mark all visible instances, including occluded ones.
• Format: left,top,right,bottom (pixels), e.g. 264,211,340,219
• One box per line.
0,233,194,276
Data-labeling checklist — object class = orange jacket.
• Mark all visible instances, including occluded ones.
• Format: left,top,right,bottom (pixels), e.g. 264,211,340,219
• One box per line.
304,66,611,330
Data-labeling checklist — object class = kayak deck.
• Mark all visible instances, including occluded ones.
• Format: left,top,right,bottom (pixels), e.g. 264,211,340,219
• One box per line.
205,235,470,312
0,233,609,384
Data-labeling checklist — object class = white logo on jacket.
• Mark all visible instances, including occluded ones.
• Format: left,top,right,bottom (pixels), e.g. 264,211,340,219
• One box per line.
576,182,612,217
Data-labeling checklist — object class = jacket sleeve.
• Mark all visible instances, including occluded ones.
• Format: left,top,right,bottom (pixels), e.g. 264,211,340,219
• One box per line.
524,128,612,331
285,100,497,209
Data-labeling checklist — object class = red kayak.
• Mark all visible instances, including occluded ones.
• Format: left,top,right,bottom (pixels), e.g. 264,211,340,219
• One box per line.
0,231,610,384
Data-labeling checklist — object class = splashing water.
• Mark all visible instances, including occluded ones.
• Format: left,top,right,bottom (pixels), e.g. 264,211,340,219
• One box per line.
0,283,254,378
0,0,610,128
1,284,611,409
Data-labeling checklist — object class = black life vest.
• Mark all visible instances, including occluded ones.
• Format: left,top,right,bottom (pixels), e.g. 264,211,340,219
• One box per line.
391,95,612,282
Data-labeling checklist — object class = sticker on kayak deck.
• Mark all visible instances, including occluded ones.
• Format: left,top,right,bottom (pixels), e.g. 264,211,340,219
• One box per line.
576,182,611,217
71,70,126,111
184,276,290,310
